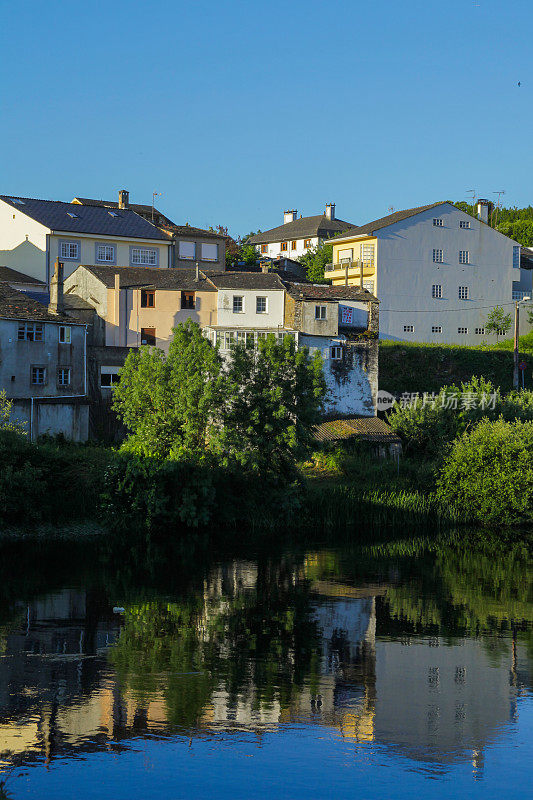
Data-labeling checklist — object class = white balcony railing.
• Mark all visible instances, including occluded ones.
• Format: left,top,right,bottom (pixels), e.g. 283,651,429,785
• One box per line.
325,259,375,272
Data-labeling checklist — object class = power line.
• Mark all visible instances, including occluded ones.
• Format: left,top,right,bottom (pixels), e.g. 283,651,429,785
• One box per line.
379,301,522,313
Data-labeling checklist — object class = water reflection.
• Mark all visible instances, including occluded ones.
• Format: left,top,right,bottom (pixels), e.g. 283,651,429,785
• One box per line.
0,534,531,793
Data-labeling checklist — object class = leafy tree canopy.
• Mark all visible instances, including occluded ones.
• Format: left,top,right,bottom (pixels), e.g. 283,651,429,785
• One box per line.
297,242,334,283
486,305,512,337
454,201,533,246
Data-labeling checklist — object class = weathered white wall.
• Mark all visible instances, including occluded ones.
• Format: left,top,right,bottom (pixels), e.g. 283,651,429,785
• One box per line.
377,203,524,345
0,200,48,280
256,236,319,260
10,400,89,442
216,289,285,328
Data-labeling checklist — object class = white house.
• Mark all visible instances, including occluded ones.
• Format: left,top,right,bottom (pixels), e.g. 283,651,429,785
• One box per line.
0,193,172,286
248,204,355,261
325,200,532,345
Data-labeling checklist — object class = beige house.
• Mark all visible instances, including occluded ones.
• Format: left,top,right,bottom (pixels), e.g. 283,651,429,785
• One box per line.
0,193,172,285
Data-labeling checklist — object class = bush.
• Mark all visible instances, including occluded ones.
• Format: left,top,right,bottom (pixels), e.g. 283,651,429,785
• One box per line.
436,418,533,526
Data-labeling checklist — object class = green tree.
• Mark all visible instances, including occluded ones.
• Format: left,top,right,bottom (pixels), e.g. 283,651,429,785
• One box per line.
297,242,334,283
497,219,533,247
214,335,326,480
113,319,223,458
486,305,512,337
0,390,26,434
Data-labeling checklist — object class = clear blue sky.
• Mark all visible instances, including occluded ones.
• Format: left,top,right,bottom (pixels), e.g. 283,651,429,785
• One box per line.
2,0,531,237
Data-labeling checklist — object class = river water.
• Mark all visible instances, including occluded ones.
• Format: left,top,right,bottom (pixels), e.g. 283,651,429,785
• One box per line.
0,530,531,799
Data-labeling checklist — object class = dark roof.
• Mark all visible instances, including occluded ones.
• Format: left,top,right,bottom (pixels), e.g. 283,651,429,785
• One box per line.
164,223,226,241
0,266,45,285
0,196,169,240
72,197,176,228
206,272,286,290
248,214,355,245
314,417,401,443
81,265,216,291
333,203,446,240
283,282,377,302
0,282,79,324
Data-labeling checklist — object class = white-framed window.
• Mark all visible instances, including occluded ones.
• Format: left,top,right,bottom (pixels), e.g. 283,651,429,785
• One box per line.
101,367,121,388
131,247,157,266
475,327,485,335
31,366,46,385
96,243,115,263
233,295,243,313
433,249,443,263
403,325,414,333
459,250,469,264
458,327,469,335
330,345,343,360
458,286,469,300
513,245,521,269
361,243,375,263
432,284,442,299
460,220,471,229
339,248,354,263
57,367,71,387
201,243,218,261
18,322,44,341
179,241,195,260
363,280,374,293
59,241,79,260
256,296,267,314
431,326,442,333
433,218,443,227
59,326,71,344
315,305,327,320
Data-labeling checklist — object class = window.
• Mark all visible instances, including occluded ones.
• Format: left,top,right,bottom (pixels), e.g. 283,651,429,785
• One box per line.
96,243,115,263
460,220,471,229
261,244,268,254
31,366,46,385
59,325,71,343
281,242,288,252
459,250,469,264
140,327,156,346
57,367,71,387
291,241,297,250
59,241,79,260
18,322,43,341
433,249,443,263
475,327,485,335
330,345,343,360
108,211,119,218
233,295,243,313
181,291,195,309
457,327,469,335
403,325,414,333
101,368,120,388
141,289,155,308
339,248,354,264
361,243,375,263
178,241,195,260
11,198,25,205
66,212,79,219
315,305,327,320
432,326,442,333
256,296,267,314
433,218,443,227
201,243,218,261
513,245,521,269
363,280,374,293
432,284,442,299
131,247,157,266
304,239,312,248
458,286,469,300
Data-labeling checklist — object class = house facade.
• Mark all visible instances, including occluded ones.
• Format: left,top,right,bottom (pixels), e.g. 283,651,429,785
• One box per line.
0,194,172,285
324,201,531,345
248,204,355,261
0,273,88,441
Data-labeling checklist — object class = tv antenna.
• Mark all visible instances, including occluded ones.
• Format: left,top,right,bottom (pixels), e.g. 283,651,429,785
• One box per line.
492,190,505,227
152,191,163,222
466,189,476,213
388,206,395,213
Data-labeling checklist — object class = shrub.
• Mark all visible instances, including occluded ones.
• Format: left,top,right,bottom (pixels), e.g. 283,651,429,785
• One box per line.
436,418,533,526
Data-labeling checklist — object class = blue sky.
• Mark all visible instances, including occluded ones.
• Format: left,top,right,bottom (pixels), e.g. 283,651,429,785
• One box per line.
2,0,531,236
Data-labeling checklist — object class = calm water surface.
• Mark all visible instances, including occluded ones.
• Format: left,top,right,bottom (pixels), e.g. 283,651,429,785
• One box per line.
0,531,531,799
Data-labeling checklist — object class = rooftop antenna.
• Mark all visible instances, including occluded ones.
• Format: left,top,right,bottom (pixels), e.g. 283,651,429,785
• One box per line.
152,191,163,222
388,206,395,213
466,189,476,215
492,190,505,227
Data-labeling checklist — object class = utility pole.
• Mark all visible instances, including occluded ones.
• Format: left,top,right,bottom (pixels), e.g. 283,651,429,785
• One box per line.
514,301,520,390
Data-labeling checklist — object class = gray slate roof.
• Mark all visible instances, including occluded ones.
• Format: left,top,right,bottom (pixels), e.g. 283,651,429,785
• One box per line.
283,282,377,302
0,266,45,285
72,197,177,228
333,203,446,240
206,272,286,290
248,214,355,245
0,196,169,241
83,265,216,291
0,282,79,324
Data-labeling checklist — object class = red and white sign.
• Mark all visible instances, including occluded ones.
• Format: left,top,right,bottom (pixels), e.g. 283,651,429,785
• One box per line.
340,305,353,325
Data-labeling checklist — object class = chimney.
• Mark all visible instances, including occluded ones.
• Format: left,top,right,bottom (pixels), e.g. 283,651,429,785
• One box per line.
48,259,65,315
477,198,489,224
118,189,129,209
325,203,336,221
284,209,297,224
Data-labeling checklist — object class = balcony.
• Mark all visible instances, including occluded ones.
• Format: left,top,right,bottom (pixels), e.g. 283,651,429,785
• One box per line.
324,260,376,280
